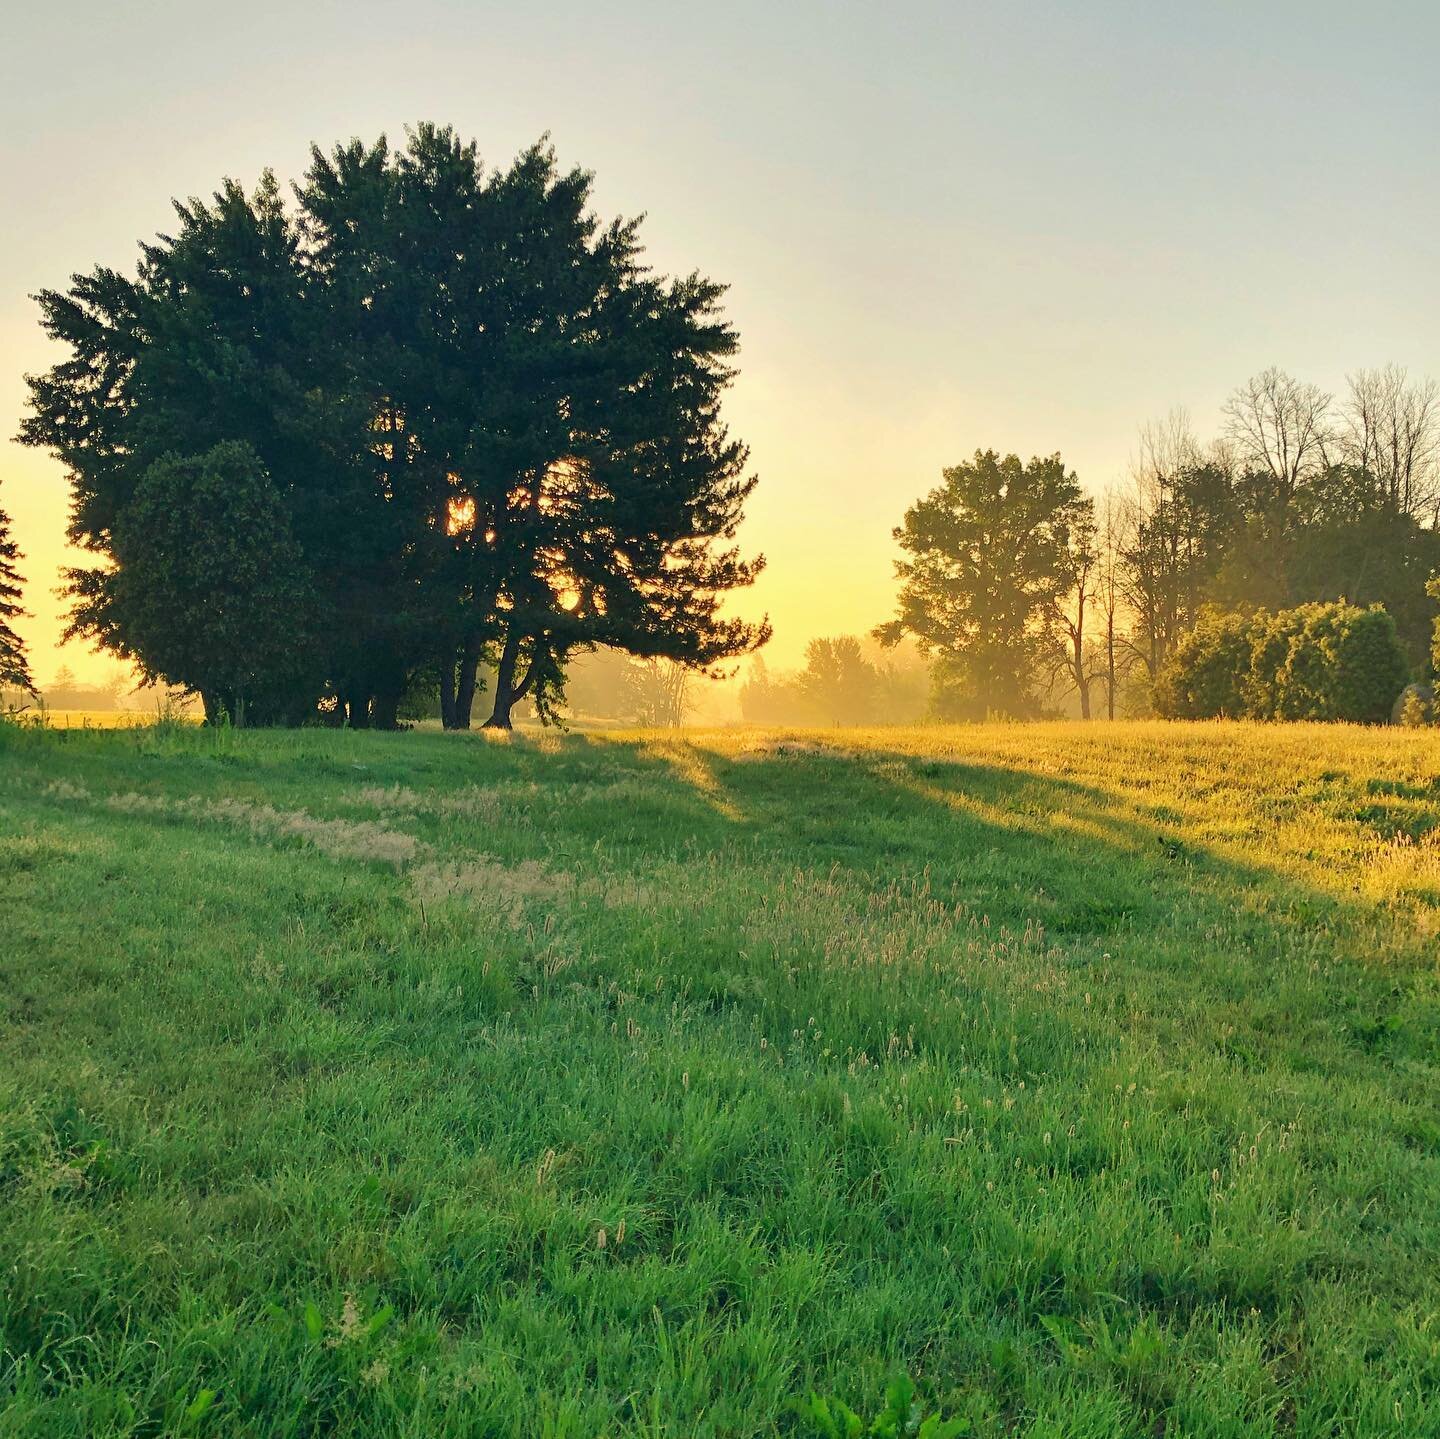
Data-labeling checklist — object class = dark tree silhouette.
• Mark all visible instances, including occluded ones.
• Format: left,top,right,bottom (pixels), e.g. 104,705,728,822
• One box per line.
71,442,321,725
0,489,35,696
20,125,768,728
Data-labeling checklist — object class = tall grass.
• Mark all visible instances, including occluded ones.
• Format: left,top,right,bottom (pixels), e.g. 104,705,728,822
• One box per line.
1,721,1437,1436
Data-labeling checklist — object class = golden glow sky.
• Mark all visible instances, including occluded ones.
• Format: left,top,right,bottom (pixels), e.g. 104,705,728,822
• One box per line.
3,1,1438,684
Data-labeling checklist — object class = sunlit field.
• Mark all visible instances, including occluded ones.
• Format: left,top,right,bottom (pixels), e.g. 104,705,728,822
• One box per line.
10,710,202,731
2,720,1439,1437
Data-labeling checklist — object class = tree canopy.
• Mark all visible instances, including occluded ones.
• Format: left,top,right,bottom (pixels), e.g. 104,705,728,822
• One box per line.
20,124,768,728
876,450,1092,719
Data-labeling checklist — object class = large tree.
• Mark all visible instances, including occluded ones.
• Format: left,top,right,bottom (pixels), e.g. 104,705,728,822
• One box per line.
877,450,1092,720
296,126,767,729
0,489,35,697
21,125,768,728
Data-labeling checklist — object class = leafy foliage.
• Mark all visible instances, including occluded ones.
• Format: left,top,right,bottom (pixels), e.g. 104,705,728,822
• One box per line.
796,1374,969,1437
1155,601,1409,722
70,442,320,725
878,451,1091,719
1152,608,1256,719
20,125,767,728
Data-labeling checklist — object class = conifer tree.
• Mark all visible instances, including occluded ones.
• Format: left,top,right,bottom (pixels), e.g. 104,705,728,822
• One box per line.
0,489,35,696
22,125,768,728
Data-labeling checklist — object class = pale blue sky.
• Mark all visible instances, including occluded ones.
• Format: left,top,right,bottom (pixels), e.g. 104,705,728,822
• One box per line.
3,1,1437,677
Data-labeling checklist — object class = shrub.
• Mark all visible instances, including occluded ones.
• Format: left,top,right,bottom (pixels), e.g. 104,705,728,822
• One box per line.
1302,603,1410,723
1397,685,1435,727
1156,601,1409,724
1153,608,1254,719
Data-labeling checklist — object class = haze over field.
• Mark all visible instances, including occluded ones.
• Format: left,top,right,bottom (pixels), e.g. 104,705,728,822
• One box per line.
3,1,1439,684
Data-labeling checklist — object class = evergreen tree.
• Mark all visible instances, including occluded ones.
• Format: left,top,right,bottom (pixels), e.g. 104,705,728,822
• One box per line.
21,126,769,727
82,443,321,725
0,490,35,696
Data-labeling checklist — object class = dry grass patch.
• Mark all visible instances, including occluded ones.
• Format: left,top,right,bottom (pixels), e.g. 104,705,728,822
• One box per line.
411,856,572,926
42,781,422,869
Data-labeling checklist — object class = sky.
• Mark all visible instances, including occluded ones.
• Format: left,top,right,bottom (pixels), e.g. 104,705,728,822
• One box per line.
3,0,1438,684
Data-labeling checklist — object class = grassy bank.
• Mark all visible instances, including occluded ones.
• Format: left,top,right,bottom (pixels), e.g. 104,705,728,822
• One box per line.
2,720,1438,1436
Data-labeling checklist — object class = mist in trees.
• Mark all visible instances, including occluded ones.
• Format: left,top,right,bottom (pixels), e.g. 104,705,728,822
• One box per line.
738,637,928,726
20,125,768,729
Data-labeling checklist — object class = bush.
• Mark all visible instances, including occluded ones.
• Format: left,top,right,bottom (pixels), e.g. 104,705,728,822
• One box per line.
1153,608,1253,719
1396,684,1435,727
1156,601,1409,724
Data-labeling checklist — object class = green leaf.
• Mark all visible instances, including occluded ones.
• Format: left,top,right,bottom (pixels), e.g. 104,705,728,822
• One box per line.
363,1303,394,1339
184,1388,217,1422
303,1299,324,1343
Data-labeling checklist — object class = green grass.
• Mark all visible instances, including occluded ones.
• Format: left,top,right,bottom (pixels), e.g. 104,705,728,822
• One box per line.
2,719,1439,1437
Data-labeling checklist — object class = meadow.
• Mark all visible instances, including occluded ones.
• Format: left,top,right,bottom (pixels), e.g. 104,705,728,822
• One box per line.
1,719,1438,1437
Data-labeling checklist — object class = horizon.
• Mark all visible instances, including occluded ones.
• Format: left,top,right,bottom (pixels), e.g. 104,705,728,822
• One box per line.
4,0,1438,686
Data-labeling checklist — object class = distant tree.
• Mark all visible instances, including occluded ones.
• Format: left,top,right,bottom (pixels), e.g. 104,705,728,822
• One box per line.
738,655,800,724
1045,507,1102,717
0,492,35,696
871,638,932,724
795,636,883,724
878,450,1092,720
70,442,321,725
1340,366,1440,519
1287,471,1440,668
1119,414,1241,677
1222,368,1333,505
619,657,694,728
1093,487,1131,719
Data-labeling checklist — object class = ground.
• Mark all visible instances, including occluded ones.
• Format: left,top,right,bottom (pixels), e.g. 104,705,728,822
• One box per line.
1,719,1438,1437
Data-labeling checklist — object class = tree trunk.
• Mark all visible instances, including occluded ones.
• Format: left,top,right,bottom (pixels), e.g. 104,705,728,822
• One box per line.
484,628,523,730
372,690,400,731
1106,611,1116,721
439,662,457,730
453,643,482,729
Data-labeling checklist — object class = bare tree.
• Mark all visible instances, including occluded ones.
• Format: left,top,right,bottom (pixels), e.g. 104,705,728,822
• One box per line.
1222,367,1332,499
1093,486,1131,719
1340,365,1440,517
1120,411,1200,678
621,658,694,728
1046,511,1103,718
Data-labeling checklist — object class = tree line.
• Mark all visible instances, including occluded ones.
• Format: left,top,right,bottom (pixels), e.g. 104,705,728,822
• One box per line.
15,125,768,728
5,119,1438,730
869,366,1440,722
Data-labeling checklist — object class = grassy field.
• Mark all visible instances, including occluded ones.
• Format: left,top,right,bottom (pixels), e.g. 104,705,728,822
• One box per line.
2,719,1439,1437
